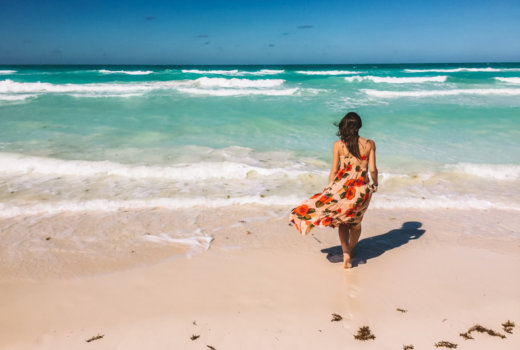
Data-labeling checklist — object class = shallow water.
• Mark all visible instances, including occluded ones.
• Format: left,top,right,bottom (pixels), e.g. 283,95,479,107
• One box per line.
1,63,519,223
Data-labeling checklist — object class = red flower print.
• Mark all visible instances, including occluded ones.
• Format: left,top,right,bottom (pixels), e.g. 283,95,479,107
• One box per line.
314,218,322,225
319,195,333,204
322,217,332,226
346,164,352,171
293,204,309,216
346,179,356,187
336,208,342,213
346,187,356,200
346,210,355,217
310,193,321,199
336,168,346,180
361,155,367,160
356,178,365,186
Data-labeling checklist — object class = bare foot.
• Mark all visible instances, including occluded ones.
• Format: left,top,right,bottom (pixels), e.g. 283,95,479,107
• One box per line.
343,253,352,269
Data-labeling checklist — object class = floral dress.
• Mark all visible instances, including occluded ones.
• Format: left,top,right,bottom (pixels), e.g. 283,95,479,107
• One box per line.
290,142,375,235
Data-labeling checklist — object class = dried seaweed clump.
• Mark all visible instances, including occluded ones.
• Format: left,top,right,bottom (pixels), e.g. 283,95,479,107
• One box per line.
86,334,104,343
207,345,217,350
190,334,200,340
403,345,414,350
502,320,515,334
331,313,343,322
459,324,505,340
459,331,473,340
434,341,457,348
354,326,376,341
396,308,408,313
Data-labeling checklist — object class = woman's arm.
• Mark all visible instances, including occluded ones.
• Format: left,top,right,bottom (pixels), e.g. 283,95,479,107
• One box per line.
328,141,340,184
368,140,378,191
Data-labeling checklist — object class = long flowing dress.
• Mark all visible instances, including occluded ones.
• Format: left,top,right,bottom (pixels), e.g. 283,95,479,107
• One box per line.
290,141,375,235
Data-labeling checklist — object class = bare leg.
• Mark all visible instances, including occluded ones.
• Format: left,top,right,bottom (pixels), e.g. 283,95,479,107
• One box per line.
348,223,362,255
338,224,352,269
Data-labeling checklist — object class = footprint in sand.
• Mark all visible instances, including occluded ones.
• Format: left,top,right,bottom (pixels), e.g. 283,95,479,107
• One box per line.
348,285,361,298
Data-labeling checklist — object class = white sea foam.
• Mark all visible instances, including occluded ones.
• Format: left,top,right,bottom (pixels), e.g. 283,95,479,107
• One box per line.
404,67,520,73
0,78,295,97
0,153,317,181
1,192,519,218
495,77,520,84
181,69,284,76
193,77,285,88
362,88,520,98
0,94,37,101
251,69,285,75
345,75,447,83
182,69,240,75
445,163,520,181
143,229,213,254
0,79,174,94
176,87,300,96
98,69,153,75
0,196,301,218
0,70,17,74
371,195,520,210
296,70,361,75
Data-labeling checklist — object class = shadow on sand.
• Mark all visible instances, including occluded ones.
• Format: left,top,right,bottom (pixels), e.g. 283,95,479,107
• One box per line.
321,221,425,267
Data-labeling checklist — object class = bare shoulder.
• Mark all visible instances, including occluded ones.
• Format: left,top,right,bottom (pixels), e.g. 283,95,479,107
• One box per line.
367,139,376,149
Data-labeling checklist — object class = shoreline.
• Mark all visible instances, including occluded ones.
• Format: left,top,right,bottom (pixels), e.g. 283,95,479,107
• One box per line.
1,207,519,349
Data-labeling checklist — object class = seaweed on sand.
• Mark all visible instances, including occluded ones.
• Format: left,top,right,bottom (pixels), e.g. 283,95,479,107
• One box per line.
459,324,506,340
190,334,200,340
434,341,457,348
502,320,515,334
331,313,343,322
396,308,408,313
354,326,376,341
85,334,104,343
403,345,414,350
207,346,217,350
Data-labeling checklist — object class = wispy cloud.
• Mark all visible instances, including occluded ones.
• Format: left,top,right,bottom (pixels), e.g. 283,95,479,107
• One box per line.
51,49,62,55
281,32,289,36
268,43,275,48
145,16,156,21
297,25,313,29
196,34,209,38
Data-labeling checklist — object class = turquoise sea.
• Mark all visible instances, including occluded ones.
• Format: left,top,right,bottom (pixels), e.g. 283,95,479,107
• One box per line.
1,63,520,218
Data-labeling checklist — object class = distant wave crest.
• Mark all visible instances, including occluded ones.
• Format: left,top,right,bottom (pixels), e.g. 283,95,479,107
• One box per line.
193,77,285,88
345,75,447,83
0,78,302,97
296,70,361,75
0,70,17,75
495,77,520,84
404,67,520,73
362,88,520,98
182,69,285,76
98,69,153,75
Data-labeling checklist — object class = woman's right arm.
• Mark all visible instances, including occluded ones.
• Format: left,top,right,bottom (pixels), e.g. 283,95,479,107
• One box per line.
368,140,378,191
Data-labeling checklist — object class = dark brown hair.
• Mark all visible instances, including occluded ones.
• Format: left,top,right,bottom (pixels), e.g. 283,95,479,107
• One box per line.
335,112,362,159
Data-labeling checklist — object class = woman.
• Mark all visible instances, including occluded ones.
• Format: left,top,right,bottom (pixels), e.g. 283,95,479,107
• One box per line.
290,112,378,269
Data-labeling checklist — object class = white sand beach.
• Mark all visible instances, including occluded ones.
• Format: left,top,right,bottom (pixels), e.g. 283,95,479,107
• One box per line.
1,207,519,349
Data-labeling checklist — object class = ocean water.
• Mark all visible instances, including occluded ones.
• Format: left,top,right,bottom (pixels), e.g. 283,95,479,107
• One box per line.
1,63,519,225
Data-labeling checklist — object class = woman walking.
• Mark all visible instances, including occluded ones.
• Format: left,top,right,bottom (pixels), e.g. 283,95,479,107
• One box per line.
290,112,378,269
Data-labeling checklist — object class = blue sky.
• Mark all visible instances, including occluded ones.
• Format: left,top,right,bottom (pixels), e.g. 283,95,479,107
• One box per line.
0,0,519,65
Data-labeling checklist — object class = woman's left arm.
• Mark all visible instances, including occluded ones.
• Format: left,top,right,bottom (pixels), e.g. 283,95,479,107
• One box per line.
328,141,340,184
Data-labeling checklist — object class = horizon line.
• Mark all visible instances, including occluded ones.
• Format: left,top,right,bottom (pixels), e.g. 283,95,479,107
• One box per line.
1,61,520,67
